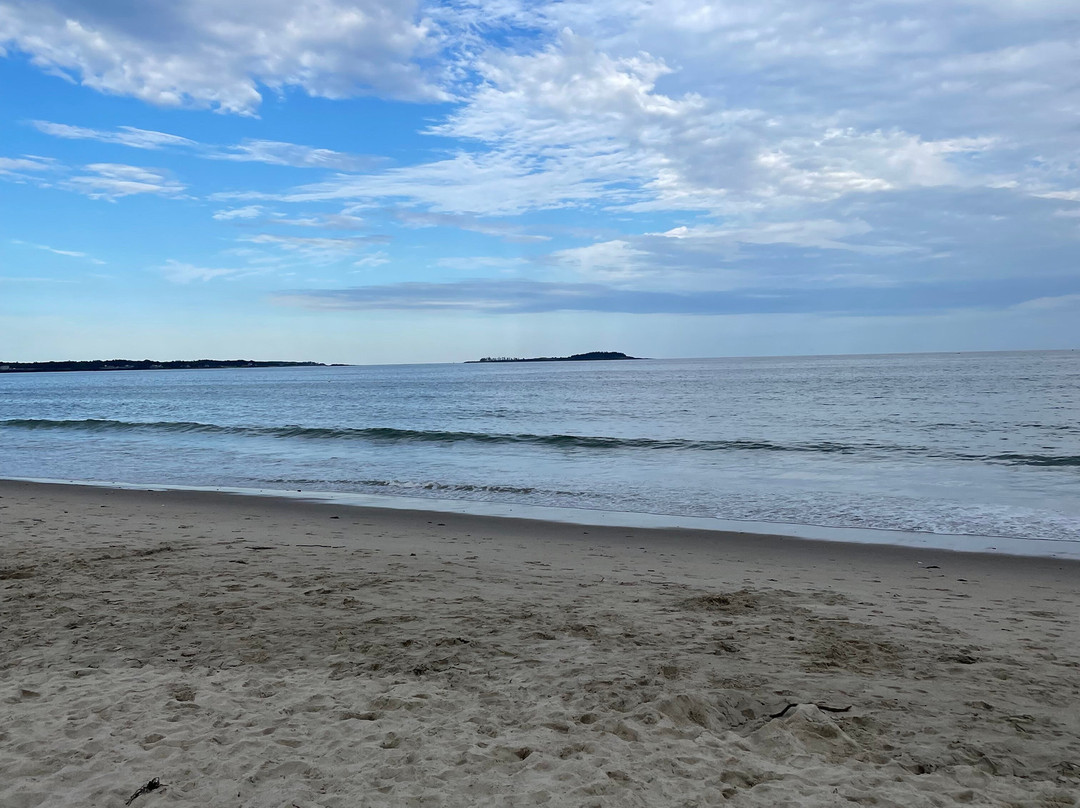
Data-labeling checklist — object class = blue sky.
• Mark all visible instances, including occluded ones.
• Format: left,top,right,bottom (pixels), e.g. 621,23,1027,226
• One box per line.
1,0,1078,363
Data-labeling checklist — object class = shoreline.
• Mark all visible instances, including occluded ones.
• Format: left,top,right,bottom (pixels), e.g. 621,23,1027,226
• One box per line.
5,475,1079,561
2,477,1079,805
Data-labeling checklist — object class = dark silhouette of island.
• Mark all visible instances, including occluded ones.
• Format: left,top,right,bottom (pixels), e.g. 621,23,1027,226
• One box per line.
466,351,641,363
0,359,328,374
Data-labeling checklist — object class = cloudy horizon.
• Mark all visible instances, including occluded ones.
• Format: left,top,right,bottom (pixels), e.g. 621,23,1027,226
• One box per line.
2,0,1078,363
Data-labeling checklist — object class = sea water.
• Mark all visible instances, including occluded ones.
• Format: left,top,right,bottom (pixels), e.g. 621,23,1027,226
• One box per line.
2,351,1078,554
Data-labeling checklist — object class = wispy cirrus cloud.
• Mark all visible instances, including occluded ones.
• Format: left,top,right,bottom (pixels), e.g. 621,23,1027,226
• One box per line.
242,233,390,250
238,232,392,266
0,151,185,200
30,120,197,150
217,140,379,171
12,239,105,264
64,163,185,200
0,154,58,174
393,208,550,243
212,205,269,221
158,260,247,283
274,273,1080,316
30,120,378,170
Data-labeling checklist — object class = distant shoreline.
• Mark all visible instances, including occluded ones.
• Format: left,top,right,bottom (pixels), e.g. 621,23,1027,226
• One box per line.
466,351,640,363
0,360,332,374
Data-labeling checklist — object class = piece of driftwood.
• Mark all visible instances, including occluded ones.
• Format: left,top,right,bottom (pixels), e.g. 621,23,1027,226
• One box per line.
769,703,852,719
124,778,161,805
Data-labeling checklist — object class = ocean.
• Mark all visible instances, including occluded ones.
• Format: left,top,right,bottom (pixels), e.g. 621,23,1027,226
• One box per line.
2,351,1078,557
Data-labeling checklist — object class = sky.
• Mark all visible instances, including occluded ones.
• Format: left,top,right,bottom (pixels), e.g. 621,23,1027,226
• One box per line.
1,0,1078,364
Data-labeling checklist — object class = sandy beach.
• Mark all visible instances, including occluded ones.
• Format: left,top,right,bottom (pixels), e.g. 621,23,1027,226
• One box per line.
1,479,1078,807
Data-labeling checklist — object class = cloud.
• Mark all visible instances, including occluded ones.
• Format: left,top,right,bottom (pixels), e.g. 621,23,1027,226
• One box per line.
0,275,75,283
31,120,377,170
266,213,369,230
0,0,444,114
213,205,267,221
1013,293,1080,312
0,154,58,182
540,218,917,291
0,150,185,200
353,251,390,268
30,120,197,149
273,274,1080,316
64,163,185,200
261,31,1008,219
6,0,1079,327
159,260,244,283
262,149,623,215
217,140,378,171
239,232,391,266
243,233,390,251
393,208,549,242
11,239,105,264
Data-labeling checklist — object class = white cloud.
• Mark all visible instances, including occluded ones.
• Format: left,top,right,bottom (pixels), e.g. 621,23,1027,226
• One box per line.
548,240,650,281
394,208,549,242
31,120,197,149
213,205,267,221
239,232,391,266
217,139,376,170
434,255,529,271
12,239,105,264
266,31,1005,218
31,120,376,170
0,0,444,114
243,233,388,251
1013,293,1080,311
64,163,185,200
272,213,368,230
159,260,243,283
6,0,1078,319
353,251,390,268
654,220,912,255
0,154,57,173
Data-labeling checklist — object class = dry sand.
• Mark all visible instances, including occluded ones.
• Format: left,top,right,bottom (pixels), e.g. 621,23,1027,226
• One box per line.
1,479,1078,807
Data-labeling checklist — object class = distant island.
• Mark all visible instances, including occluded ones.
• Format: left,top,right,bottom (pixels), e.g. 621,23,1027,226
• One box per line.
466,351,641,363
0,359,330,374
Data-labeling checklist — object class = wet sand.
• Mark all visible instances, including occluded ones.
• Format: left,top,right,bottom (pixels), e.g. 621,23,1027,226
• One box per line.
2,479,1078,807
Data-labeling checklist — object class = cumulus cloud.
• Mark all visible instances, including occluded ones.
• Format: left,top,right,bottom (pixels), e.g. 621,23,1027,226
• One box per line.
268,31,1009,219
0,0,444,113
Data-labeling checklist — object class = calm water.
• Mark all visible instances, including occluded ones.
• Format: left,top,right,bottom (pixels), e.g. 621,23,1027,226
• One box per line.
2,352,1079,551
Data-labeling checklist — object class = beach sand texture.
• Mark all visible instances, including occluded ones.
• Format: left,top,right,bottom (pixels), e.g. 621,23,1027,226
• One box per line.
2,480,1078,807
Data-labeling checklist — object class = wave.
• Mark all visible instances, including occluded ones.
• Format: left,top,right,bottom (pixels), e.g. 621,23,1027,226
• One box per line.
3,417,1078,467
263,477,549,495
